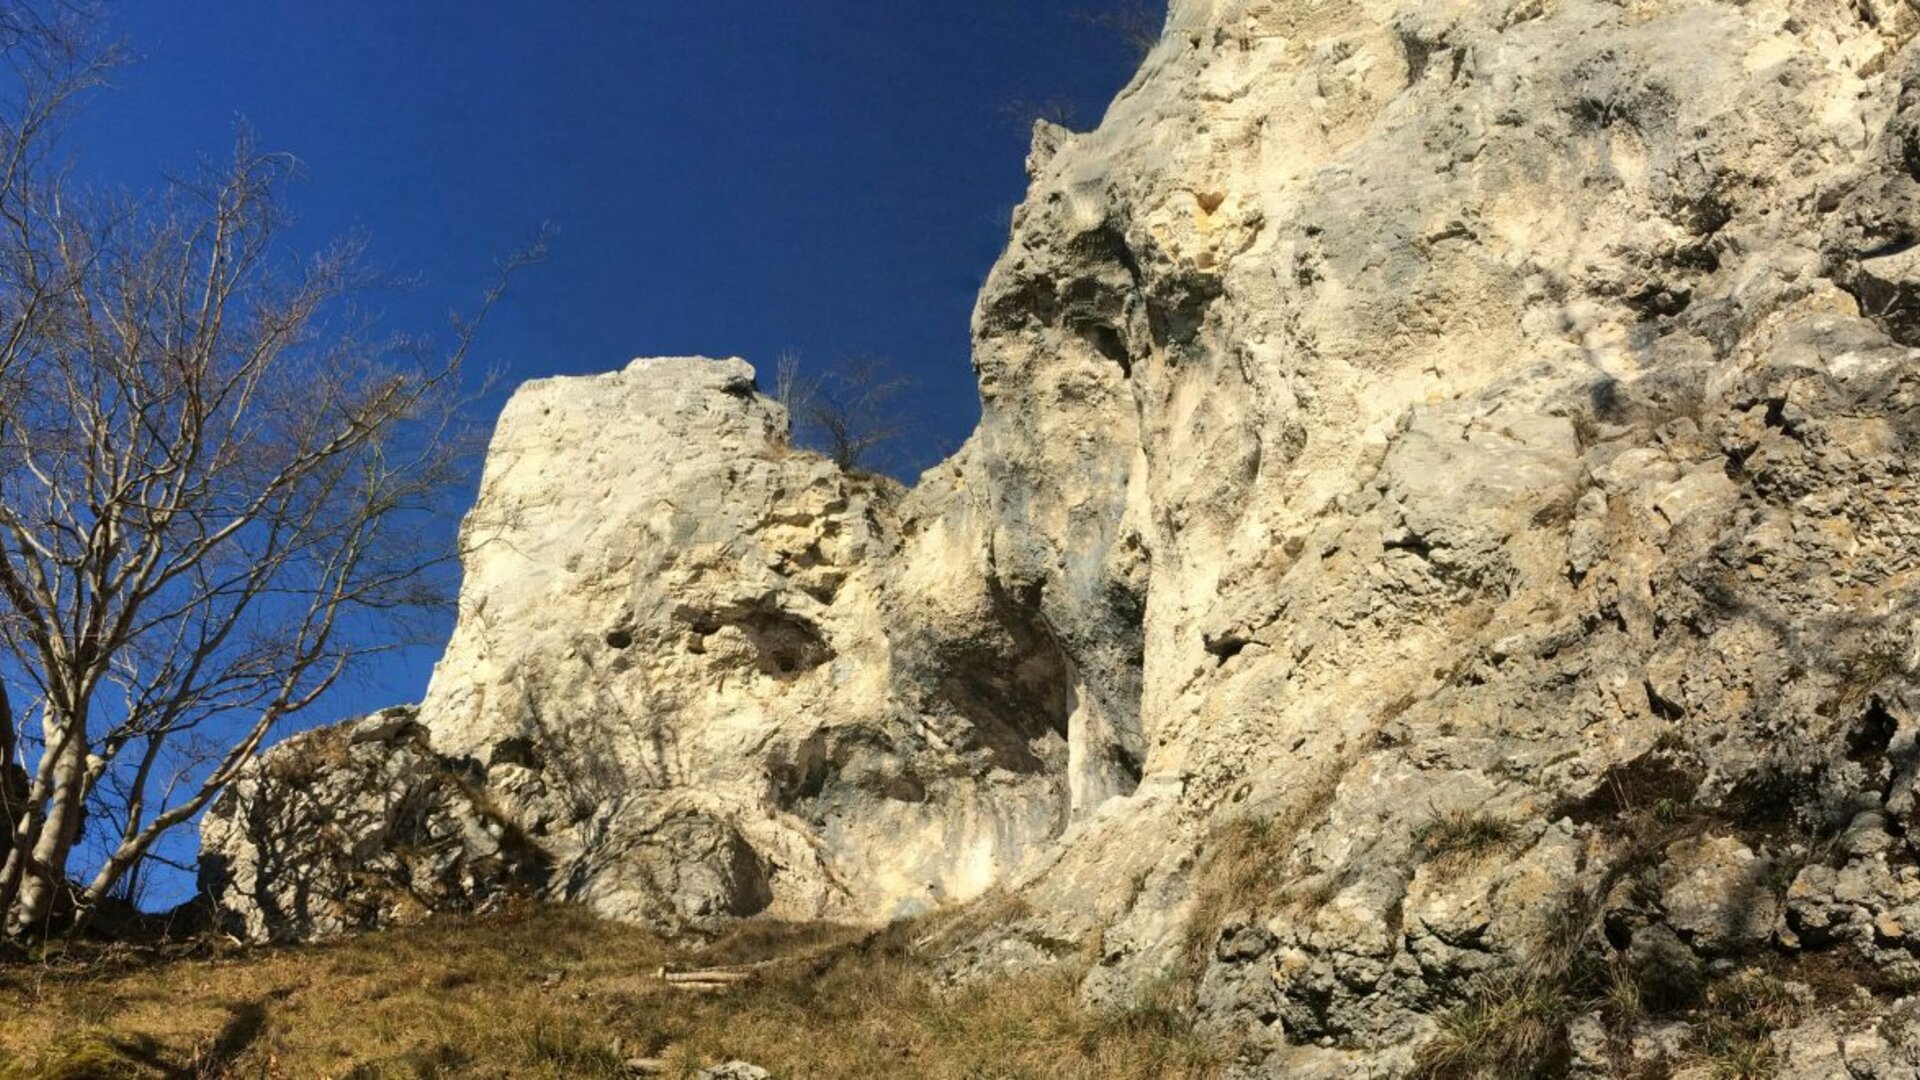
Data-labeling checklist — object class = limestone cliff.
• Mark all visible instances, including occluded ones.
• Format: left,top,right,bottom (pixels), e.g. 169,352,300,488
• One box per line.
204,0,1920,1073
205,357,1083,935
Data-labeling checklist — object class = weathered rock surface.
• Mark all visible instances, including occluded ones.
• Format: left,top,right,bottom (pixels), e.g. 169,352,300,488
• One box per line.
200,708,547,942
208,357,1080,935
204,0,1920,1072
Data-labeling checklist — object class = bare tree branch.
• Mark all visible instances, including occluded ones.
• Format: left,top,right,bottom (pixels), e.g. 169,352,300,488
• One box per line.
791,352,914,475
0,5,541,934
1077,1,1166,60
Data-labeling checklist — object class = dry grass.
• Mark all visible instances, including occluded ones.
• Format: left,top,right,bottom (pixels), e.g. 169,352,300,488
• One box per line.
1410,971,1576,1079
1181,768,1345,970
258,724,354,785
0,901,1218,1079
1684,969,1799,1079
1411,864,1808,1080
1414,810,1517,874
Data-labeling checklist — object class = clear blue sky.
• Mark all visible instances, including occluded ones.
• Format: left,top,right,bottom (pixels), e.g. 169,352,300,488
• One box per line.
74,2,1145,460
62,2,1149,898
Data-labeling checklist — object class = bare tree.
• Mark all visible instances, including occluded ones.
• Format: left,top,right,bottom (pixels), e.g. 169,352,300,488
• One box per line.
770,349,815,446
1078,1,1167,60
0,6,538,935
793,353,912,474
999,96,1079,133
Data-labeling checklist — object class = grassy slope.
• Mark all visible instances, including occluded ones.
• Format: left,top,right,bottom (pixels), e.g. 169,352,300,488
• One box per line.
0,903,1218,1079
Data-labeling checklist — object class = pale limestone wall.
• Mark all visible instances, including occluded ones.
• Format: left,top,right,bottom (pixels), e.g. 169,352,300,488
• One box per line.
206,3,1920,1071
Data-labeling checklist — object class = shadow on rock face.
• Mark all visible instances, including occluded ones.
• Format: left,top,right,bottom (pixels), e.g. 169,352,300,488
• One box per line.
679,599,836,680
565,806,773,931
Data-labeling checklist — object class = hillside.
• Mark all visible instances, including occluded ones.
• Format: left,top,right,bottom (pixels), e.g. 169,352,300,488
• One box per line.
0,903,1212,1078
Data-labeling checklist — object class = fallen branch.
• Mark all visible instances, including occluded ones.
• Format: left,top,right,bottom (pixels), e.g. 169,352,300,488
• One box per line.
658,966,754,986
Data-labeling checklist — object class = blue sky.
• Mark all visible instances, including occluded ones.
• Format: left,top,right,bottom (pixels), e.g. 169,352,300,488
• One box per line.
61,3,1149,900
75,2,1145,457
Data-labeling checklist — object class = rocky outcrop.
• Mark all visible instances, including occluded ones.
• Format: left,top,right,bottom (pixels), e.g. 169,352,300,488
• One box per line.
204,0,1920,1072
207,358,1081,935
200,708,548,942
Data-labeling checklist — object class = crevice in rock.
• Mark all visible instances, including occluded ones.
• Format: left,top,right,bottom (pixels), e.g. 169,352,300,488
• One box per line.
1384,533,1437,561
1848,697,1898,763
1858,237,1919,262
1397,29,1439,87
1644,680,1685,722
1555,748,1704,825
1723,766,1826,836
1625,282,1692,319
679,599,835,678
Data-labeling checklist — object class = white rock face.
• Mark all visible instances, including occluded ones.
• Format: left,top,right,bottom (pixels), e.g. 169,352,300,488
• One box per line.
416,356,1093,926
206,357,1083,933
205,0,1920,1070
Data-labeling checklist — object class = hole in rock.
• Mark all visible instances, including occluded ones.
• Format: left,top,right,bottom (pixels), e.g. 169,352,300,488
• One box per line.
1204,633,1248,664
489,737,544,771
738,609,833,678
1084,324,1133,374
1849,696,1898,763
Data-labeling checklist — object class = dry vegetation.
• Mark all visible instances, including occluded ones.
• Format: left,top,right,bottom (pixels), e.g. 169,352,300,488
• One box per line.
1410,947,1810,1080
1409,777,1853,1080
1413,809,1518,878
1181,768,1345,971
0,902,1219,1079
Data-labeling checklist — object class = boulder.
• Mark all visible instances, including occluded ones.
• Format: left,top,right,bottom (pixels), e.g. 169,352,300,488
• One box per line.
200,708,547,942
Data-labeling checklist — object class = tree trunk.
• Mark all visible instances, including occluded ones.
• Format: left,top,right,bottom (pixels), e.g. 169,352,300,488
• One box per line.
0,679,13,772
0,838,25,932
0,678,15,842
0,679,17,919
5,721,83,935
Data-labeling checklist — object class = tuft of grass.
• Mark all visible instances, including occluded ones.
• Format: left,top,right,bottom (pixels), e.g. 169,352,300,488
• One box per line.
1411,972,1574,1079
1836,642,1907,709
1415,809,1518,869
1413,885,1607,1079
0,900,1218,1079
1686,969,1798,1079
1601,959,1645,1032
